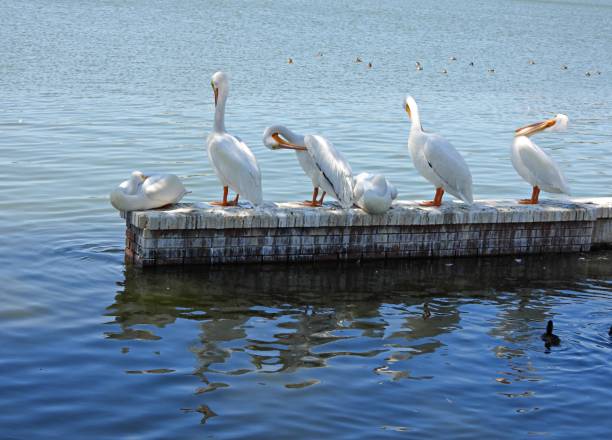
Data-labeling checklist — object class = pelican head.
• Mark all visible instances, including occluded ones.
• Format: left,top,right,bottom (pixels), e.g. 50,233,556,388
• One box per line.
404,95,422,130
262,125,306,151
131,170,148,182
210,71,229,106
515,114,569,137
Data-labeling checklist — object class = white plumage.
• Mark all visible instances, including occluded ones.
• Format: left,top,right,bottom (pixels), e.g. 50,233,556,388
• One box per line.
206,71,263,206
404,96,473,206
262,125,354,208
512,114,570,203
353,172,398,214
110,171,188,212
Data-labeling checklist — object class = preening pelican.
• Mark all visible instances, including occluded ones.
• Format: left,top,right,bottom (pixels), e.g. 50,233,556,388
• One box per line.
512,114,570,204
206,71,263,206
404,96,473,206
262,125,354,208
110,171,188,212
353,172,398,214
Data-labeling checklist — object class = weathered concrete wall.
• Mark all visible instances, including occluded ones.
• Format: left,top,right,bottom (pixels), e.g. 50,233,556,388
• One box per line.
123,198,612,266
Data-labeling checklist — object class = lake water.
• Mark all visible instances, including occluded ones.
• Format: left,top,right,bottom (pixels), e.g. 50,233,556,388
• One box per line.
1,0,611,438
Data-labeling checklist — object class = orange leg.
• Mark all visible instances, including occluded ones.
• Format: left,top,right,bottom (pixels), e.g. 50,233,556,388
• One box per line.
301,187,323,207
518,186,540,205
420,187,444,207
318,192,326,205
210,186,238,206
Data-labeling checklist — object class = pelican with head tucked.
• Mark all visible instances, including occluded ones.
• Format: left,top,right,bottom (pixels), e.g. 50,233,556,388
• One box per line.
262,125,354,208
206,71,263,207
110,171,188,212
353,172,398,214
512,114,570,204
404,96,473,206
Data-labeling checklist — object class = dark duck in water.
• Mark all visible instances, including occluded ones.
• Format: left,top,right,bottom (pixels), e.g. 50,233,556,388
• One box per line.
541,320,560,347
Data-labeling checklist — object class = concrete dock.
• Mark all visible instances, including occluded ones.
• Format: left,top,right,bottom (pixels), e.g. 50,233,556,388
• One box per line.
123,198,612,266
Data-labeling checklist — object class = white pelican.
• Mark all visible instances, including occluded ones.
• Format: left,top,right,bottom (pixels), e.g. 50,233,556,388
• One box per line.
262,125,354,208
404,96,473,206
353,172,398,214
512,114,570,204
206,72,262,207
110,171,188,212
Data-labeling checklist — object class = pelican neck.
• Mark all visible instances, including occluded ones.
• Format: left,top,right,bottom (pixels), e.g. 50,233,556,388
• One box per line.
213,87,228,133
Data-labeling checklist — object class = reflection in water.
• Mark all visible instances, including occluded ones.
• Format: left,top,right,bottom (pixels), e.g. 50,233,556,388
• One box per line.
106,253,610,381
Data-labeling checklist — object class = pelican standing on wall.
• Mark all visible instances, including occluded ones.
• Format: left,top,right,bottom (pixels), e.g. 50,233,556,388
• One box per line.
262,125,354,208
404,96,473,206
512,114,570,204
206,71,263,206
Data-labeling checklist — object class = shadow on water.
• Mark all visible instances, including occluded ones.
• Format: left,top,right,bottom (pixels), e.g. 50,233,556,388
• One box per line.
105,252,611,375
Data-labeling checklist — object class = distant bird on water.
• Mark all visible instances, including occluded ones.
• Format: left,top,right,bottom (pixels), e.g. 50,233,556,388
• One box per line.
608,326,612,336
528,59,536,65
288,58,294,64
441,68,448,74
415,61,423,71
449,56,457,61
541,320,561,347
468,61,474,66
355,56,362,63
368,62,373,68
315,51,323,57
561,64,568,70
488,68,495,74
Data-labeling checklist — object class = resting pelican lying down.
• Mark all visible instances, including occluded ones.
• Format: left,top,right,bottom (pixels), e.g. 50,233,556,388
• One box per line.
110,171,188,212
353,172,398,214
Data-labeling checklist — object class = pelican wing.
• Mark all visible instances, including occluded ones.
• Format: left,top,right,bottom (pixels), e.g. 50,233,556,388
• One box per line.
304,135,354,208
515,138,570,194
142,174,187,204
423,134,473,204
209,133,263,205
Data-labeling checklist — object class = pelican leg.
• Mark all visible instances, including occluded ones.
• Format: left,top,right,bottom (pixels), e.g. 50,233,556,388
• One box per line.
318,192,326,205
518,186,540,205
419,187,444,207
301,187,322,207
210,186,237,206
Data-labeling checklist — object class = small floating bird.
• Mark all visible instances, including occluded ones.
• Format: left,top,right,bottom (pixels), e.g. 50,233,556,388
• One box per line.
468,61,474,66
355,56,362,63
449,56,457,61
368,62,373,68
262,125,354,208
288,58,294,64
423,303,431,320
512,114,570,204
585,71,592,77
541,320,561,347
488,68,495,73
110,171,188,212
441,68,448,74
315,51,323,57
415,61,423,71
528,59,536,65
561,64,568,70
206,71,263,206
404,96,474,206
353,172,398,214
